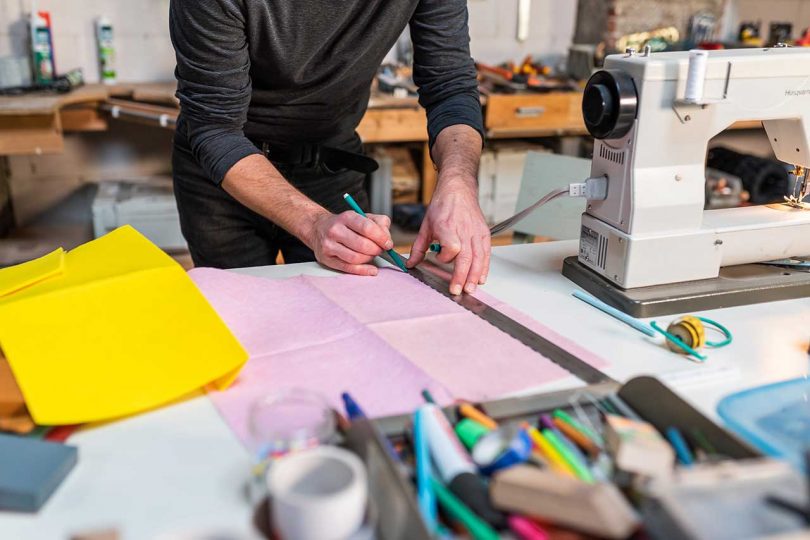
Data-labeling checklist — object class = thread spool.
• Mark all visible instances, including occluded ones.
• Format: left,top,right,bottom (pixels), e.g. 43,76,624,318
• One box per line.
651,315,732,361
685,49,709,102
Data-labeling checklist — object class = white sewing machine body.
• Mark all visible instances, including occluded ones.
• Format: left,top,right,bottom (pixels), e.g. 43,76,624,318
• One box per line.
578,47,810,289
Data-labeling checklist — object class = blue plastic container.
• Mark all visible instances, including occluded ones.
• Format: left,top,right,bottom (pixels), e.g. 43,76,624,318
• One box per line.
718,377,810,471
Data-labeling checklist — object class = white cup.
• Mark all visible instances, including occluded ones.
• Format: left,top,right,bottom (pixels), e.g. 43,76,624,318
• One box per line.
266,446,368,540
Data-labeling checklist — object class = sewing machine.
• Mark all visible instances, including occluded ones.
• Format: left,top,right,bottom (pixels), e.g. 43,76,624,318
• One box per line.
563,47,810,316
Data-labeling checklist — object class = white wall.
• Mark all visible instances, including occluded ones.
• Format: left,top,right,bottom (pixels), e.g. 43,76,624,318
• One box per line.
468,0,577,67
0,0,575,84
0,0,174,83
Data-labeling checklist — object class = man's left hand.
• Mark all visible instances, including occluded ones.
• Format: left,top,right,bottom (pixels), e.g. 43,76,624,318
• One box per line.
406,177,491,295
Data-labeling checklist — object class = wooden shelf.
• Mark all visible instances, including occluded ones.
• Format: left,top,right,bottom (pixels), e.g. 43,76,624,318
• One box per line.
0,84,108,116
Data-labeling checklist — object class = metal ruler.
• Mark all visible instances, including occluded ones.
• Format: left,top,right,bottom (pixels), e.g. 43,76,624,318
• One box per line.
407,266,612,385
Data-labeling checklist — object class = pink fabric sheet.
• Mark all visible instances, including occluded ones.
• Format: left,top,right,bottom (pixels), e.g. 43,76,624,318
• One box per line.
189,267,606,445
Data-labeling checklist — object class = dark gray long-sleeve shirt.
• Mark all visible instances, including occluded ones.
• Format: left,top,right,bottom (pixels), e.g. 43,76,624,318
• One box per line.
169,0,484,184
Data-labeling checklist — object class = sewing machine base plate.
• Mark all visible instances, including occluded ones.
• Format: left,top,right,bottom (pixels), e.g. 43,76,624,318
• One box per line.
562,256,810,317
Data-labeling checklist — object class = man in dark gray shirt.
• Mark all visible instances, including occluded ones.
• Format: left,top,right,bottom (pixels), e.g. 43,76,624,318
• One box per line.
170,0,490,295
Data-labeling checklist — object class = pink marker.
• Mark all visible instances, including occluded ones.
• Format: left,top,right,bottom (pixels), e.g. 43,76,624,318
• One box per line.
508,515,550,540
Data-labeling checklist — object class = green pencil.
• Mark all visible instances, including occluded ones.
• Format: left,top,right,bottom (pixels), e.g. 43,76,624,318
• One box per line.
342,193,408,273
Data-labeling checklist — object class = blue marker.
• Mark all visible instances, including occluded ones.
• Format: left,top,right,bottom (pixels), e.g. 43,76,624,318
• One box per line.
414,407,438,533
341,391,366,421
342,193,408,273
666,426,694,466
342,392,402,464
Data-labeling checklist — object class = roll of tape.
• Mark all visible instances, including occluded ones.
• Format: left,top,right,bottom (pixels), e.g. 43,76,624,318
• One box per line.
266,446,367,540
472,426,532,475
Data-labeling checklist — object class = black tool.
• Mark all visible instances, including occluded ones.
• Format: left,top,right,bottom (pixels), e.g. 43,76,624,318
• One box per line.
0,68,83,96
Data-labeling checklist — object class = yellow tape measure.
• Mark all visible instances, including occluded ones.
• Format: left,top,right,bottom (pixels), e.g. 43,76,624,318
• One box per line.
651,315,732,361
665,316,706,353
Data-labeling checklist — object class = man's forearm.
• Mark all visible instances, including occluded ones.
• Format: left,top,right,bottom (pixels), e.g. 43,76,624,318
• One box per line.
431,124,483,191
221,154,328,247
407,123,489,292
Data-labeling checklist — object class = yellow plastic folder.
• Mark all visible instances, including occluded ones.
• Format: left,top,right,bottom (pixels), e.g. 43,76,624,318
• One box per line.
0,226,247,425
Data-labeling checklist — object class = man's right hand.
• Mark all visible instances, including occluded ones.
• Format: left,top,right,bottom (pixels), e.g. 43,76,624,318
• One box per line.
308,211,394,276
221,156,393,275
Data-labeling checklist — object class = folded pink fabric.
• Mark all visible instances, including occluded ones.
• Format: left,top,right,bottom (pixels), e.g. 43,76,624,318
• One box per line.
190,267,607,445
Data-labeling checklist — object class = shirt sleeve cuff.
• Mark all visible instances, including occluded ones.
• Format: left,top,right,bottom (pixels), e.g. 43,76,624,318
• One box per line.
426,93,485,150
203,137,263,185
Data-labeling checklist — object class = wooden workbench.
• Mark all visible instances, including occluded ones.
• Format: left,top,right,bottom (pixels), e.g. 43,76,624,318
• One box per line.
0,83,183,156
0,83,764,202
0,85,109,155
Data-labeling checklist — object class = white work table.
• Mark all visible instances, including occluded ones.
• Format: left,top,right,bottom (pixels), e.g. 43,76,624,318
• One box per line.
1,240,808,539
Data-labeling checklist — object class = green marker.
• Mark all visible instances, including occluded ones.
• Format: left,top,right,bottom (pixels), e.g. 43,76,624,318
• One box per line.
342,193,408,273
455,418,491,450
430,477,499,540
543,429,594,483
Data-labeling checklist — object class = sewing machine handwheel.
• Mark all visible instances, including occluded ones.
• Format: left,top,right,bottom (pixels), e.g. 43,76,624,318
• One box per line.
582,69,638,140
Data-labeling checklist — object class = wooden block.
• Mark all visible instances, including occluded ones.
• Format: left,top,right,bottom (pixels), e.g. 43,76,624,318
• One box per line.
490,465,640,539
604,414,675,480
